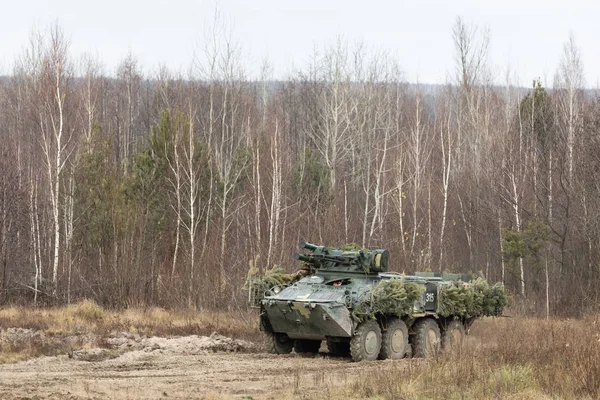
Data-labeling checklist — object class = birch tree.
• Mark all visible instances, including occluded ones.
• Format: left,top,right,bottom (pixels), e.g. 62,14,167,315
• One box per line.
266,120,283,267
438,88,455,271
307,40,353,192
79,54,102,153
116,53,142,171
555,35,584,185
39,26,74,295
406,89,431,262
195,9,249,297
181,109,205,307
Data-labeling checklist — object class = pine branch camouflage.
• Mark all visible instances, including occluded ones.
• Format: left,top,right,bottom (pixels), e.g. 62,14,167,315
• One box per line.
352,279,424,322
438,278,508,318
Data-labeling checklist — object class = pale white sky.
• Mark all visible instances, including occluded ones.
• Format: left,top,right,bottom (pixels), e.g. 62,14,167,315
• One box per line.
1,0,598,86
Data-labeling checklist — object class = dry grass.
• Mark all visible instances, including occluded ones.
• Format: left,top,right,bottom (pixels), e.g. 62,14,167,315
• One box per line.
0,301,259,338
0,300,259,363
310,316,600,400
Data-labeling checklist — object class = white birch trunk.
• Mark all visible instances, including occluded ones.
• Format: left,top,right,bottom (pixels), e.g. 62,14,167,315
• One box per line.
439,113,452,271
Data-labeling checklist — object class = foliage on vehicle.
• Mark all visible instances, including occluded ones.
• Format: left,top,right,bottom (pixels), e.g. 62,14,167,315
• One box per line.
245,265,296,307
351,278,424,322
437,278,508,318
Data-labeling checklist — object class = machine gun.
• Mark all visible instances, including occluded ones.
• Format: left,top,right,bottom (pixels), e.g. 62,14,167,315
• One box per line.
293,240,389,273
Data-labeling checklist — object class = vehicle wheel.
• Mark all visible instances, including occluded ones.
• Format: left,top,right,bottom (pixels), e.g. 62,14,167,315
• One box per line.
442,320,465,351
326,338,350,356
379,318,409,360
264,332,294,354
350,320,382,362
411,318,441,358
294,339,321,354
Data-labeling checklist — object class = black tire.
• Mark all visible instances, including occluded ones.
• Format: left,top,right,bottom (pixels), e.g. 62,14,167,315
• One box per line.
411,318,441,358
264,332,294,354
294,339,321,354
442,320,465,351
379,318,409,360
350,320,382,362
326,338,350,356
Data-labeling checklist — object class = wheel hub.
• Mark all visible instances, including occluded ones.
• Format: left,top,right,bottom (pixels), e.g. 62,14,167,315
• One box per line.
425,329,438,354
364,330,378,355
391,329,405,353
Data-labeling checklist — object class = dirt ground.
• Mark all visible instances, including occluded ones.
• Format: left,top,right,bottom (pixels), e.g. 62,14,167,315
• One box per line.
0,334,375,400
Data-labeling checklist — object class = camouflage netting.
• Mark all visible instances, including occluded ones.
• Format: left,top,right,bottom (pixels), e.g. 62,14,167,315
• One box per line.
352,278,424,322
437,278,508,318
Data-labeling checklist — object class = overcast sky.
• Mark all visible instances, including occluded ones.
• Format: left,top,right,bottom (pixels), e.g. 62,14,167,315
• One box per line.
1,0,598,87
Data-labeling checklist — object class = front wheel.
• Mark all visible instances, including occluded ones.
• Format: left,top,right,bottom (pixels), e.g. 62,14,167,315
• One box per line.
379,318,409,360
264,332,294,354
350,320,382,362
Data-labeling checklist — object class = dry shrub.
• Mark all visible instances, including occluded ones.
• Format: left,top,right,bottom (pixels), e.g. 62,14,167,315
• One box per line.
0,307,50,331
67,299,106,323
0,327,75,363
480,317,600,398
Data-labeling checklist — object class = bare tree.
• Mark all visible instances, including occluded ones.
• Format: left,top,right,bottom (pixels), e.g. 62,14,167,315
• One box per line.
438,88,455,271
453,16,490,97
182,108,204,307
195,8,250,298
266,120,283,267
406,89,432,264
79,54,103,152
306,39,353,192
555,34,584,184
38,25,74,295
116,52,142,172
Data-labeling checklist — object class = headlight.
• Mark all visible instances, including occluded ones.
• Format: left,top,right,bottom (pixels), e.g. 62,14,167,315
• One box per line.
272,286,282,294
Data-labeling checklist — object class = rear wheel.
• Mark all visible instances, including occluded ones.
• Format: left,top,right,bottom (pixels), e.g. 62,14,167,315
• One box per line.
350,320,382,362
379,318,409,360
264,332,294,354
442,320,465,352
411,318,441,358
294,339,321,354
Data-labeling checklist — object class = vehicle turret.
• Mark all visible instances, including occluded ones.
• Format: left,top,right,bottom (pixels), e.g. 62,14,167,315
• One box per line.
294,240,388,274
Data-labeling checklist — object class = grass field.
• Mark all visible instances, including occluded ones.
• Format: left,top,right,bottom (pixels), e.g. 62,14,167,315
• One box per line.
1,302,599,399
334,316,600,399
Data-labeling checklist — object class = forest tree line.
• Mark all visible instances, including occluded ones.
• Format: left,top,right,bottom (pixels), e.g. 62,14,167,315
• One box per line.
0,18,598,316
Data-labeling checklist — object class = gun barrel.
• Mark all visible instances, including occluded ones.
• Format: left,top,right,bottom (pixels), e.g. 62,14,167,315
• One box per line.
300,240,319,251
293,252,312,263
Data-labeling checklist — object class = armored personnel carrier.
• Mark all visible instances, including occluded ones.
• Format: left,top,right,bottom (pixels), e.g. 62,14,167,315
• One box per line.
254,241,506,362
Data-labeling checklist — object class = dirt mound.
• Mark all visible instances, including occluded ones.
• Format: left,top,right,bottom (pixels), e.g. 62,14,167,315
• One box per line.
1,327,254,355
1,327,254,366
0,327,100,351
106,331,255,354
65,332,257,365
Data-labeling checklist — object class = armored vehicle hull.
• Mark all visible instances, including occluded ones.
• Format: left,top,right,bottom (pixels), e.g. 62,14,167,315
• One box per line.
255,241,507,361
